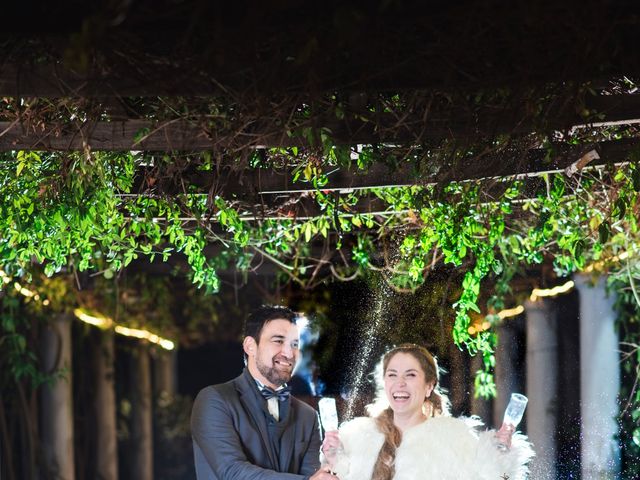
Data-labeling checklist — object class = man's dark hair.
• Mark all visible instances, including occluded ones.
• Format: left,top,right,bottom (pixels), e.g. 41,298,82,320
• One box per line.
244,305,298,343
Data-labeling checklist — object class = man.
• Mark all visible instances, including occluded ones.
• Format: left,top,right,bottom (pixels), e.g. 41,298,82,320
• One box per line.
191,305,337,480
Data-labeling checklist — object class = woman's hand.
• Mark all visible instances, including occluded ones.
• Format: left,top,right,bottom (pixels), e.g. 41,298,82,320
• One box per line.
495,423,515,450
321,430,342,468
310,467,340,480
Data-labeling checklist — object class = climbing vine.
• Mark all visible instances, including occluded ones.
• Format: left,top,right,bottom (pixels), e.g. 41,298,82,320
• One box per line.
3,145,640,398
2,80,640,409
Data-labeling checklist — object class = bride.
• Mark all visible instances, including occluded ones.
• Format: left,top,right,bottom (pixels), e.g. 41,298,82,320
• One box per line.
321,343,534,480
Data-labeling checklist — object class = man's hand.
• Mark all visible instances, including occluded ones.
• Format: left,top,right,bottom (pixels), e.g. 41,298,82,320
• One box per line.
310,466,340,480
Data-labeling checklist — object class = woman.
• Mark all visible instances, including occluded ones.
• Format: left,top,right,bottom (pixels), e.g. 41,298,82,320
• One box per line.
321,344,534,480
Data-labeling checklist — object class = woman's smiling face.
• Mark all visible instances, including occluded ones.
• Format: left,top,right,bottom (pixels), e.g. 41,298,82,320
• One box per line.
384,352,434,416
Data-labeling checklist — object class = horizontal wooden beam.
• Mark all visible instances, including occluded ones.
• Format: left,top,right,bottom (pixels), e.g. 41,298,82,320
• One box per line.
132,139,640,199
2,94,640,151
0,119,213,151
251,140,640,195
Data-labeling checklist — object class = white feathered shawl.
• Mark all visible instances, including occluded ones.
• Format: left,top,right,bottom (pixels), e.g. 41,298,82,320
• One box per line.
331,416,535,480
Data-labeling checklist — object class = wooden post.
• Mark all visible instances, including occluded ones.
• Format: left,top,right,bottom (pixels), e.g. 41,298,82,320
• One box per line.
574,275,621,479
93,330,118,480
153,349,177,398
40,314,75,480
130,343,153,480
525,299,558,479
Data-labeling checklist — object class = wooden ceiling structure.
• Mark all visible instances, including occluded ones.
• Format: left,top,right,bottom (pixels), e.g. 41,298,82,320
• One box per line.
2,0,640,192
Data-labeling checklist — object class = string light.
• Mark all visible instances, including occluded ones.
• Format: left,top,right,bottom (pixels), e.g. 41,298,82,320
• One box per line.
468,320,492,335
497,305,525,319
530,280,575,302
473,281,574,335
74,308,175,350
114,325,175,350
1,269,174,350
583,250,630,273
14,282,38,299
73,308,113,329
0,269,10,284
1,269,47,304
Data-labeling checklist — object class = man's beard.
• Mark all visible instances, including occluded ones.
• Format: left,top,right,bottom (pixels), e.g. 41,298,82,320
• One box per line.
256,355,294,386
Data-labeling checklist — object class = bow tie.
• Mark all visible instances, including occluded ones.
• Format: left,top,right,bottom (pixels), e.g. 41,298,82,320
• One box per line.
260,385,291,402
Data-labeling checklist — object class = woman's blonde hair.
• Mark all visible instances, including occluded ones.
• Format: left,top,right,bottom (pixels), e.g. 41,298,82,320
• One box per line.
368,343,450,480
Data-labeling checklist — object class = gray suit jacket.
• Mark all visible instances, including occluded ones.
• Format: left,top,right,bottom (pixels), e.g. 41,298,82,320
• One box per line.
191,369,322,480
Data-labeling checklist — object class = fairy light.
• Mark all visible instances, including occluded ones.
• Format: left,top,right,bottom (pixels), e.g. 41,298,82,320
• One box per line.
74,308,175,350
477,282,572,334
114,325,175,350
14,282,37,298
1,270,175,351
0,269,10,284
1,271,174,350
468,320,492,335
497,305,525,319
583,250,630,273
2,270,46,304
74,308,113,329
530,280,575,302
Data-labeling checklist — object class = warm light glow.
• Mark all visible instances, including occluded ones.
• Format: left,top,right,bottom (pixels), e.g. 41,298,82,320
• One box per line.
583,250,630,273
497,305,525,319
74,308,113,329
14,282,37,298
114,325,175,350
3,273,48,304
468,320,492,335
5,274,172,350
74,309,175,350
530,280,575,302
0,269,10,284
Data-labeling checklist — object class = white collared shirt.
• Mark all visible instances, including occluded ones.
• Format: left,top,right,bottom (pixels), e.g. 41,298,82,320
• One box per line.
253,378,287,421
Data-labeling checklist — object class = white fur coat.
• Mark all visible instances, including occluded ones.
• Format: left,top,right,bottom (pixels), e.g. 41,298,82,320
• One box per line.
331,416,535,480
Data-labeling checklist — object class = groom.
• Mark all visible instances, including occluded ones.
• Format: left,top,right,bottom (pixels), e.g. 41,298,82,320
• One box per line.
191,305,336,480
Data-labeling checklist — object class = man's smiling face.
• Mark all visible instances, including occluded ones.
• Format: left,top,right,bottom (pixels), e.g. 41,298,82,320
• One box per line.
245,318,300,389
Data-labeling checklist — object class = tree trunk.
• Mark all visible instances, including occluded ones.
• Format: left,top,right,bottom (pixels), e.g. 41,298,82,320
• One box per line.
93,330,118,480
130,343,153,480
40,314,75,480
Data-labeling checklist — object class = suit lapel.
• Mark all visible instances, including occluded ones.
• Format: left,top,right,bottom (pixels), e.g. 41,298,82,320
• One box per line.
235,370,279,469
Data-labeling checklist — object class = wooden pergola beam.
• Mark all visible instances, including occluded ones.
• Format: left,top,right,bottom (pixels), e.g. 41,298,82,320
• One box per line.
2,94,640,151
131,139,639,198
0,119,213,151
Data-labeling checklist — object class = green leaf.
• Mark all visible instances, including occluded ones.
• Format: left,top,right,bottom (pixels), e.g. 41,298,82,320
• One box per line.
632,167,640,191
598,222,610,244
304,223,312,242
